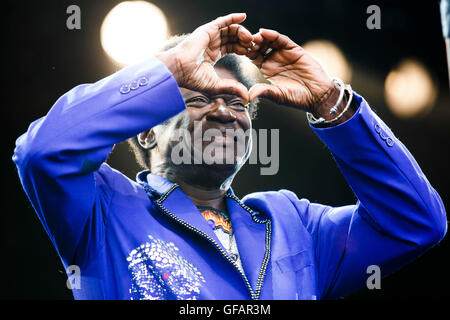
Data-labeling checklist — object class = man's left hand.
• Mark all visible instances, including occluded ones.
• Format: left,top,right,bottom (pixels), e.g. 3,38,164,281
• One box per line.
247,29,340,118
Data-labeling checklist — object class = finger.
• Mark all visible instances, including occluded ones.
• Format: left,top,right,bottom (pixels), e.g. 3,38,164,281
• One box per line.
245,34,269,67
207,78,250,104
258,28,297,50
221,24,253,44
246,50,265,68
219,26,254,56
258,42,272,57
212,13,247,29
247,32,271,59
249,83,283,103
221,42,252,56
219,39,253,55
251,32,264,45
245,48,260,60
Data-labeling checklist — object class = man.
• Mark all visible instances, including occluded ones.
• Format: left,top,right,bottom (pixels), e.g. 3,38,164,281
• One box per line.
13,13,447,300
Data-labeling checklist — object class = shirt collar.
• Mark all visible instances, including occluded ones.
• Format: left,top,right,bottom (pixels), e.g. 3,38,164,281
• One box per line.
136,170,236,197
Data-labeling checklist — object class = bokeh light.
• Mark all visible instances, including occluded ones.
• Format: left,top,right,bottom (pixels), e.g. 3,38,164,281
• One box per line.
384,59,437,118
302,40,352,83
100,1,169,66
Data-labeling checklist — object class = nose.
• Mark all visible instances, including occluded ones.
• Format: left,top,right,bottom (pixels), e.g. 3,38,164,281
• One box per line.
206,99,237,124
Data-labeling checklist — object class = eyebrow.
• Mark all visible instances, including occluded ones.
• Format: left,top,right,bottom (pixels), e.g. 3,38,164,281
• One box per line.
183,91,243,101
181,90,197,99
213,93,244,100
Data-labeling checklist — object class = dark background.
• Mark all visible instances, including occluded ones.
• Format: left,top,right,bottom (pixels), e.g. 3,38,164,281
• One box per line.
2,0,449,299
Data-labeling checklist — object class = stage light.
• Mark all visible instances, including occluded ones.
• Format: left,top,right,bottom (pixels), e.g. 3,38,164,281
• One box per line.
384,59,437,118
302,40,352,83
100,1,169,66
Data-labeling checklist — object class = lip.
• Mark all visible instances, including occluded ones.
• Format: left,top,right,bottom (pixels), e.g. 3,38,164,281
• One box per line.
210,135,235,145
203,125,238,133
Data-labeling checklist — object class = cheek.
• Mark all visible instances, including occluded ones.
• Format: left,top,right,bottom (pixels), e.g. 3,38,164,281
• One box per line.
236,114,252,152
154,111,190,149
185,108,206,131
175,110,192,131
238,113,252,131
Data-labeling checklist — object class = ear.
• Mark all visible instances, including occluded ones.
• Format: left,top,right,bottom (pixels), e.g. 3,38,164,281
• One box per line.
137,129,157,149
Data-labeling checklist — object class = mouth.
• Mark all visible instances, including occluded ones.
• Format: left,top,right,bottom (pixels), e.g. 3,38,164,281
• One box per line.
199,126,242,144
210,135,236,145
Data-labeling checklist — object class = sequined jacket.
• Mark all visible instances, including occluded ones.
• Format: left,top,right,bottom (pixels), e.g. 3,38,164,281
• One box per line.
12,57,447,300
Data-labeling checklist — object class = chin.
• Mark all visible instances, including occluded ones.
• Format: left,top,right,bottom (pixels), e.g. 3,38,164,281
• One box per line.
196,161,240,175
188,161,243,184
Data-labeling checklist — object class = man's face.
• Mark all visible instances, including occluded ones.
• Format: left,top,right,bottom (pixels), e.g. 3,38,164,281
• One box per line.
151,67,253,177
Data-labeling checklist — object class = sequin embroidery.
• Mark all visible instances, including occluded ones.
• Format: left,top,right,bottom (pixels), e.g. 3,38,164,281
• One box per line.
127,235,205,300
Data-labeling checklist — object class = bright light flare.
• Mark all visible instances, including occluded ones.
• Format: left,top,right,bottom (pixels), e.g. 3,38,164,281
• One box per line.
302,40,352,83
384,59,437,118
100,1,169,66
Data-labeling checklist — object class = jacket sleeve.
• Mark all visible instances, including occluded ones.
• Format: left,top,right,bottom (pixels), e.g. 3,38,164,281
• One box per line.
12,57,186,267
282,92,447,299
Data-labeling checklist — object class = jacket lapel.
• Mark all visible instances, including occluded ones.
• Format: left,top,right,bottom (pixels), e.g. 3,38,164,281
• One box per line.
226,191,271,295
138,171,229,254
158,187,231,253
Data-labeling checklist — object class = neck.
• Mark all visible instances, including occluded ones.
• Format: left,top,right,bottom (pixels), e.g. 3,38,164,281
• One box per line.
176,179,227,211
151,162,237,211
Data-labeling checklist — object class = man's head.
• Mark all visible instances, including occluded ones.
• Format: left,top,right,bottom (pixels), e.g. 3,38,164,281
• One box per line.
127,34,261,189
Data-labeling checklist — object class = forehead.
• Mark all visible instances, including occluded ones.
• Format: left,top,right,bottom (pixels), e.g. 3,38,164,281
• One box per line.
180,67,241,99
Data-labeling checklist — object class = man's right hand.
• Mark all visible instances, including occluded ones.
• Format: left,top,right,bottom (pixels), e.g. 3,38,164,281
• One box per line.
156,13,254,102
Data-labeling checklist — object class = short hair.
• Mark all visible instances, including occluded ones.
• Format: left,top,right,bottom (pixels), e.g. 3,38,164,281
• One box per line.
127,34,261,170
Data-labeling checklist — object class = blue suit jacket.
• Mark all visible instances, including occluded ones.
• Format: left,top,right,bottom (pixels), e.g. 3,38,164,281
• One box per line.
12,57,447,300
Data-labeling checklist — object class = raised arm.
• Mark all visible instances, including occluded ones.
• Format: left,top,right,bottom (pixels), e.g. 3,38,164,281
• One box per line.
248,28,447,298
12,13,254,266
13,57,185,266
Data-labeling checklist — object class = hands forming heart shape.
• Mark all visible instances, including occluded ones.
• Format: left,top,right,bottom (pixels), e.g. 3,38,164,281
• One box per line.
156,13,338,116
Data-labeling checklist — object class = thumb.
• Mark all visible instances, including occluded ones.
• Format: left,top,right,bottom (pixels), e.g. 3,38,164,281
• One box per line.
249,83,282,102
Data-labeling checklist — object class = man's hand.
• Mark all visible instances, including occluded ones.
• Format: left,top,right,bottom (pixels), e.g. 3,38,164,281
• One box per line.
247,28,346,119
156,13,253,102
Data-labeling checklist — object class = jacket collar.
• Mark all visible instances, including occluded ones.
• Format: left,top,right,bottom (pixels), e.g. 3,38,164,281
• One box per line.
136,170,175,196
136,170,239,197
226,194,271,297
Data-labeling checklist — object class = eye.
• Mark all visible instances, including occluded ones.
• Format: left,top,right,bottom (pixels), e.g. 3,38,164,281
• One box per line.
187,96,209,107
230,100,248,110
